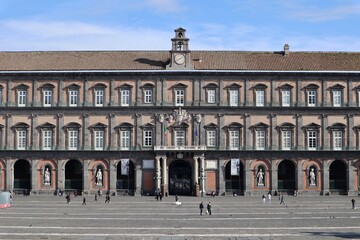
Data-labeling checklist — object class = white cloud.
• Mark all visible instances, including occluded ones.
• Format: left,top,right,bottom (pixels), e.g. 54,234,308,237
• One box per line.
144,0,182,13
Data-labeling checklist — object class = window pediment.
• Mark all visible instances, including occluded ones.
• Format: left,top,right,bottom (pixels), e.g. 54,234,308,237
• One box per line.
204,123,218,129
140,123,154,129
66,84,81,90
253,84,267,90
12,122,29,129
226,83,241,89
40,83,55,89
89,122,107,129
15,84,29,90
303,123,321,130
278,84,294,90
37,122,55,129
64,122,81,129
204,83,218,89
117,83,133,89
173,83,188,89
225,122,243,130
304,84,319,90
142,83,155,89
328,84,344,90
116,122,134,130
251,122,269,129
92,83,107,89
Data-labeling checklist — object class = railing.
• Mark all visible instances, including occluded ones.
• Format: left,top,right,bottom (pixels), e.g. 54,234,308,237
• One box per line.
154,146,207,151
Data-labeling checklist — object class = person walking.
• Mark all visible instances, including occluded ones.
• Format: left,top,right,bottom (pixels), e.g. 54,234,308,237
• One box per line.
268,192,272,203
175,195,179,202
66,194,71,204
351,199,356,209
262,195,266,204
94,193,98,202
82,197,86,206
199,202,204,215
207,202,212,215
280,194,285,205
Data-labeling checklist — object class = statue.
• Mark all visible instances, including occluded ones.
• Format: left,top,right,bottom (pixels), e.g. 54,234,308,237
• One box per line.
195,114,202,123
309,168,316,186
44,168,50,185
158,114,165,123
256,168,264,186
96,169,103,186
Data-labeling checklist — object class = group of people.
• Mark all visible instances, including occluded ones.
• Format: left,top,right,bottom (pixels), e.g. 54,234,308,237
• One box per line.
262,192,285,204
199,202,212,215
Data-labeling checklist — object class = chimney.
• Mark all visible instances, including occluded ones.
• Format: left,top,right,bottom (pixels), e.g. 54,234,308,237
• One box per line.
283,44,289,56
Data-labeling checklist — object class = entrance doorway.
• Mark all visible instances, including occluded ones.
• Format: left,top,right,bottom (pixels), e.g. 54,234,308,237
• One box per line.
169,160,192,195
14,159,31,191
329,160,347,192
278,160,296,192
225,161,244,195
65,160,83,192
116,160,135,195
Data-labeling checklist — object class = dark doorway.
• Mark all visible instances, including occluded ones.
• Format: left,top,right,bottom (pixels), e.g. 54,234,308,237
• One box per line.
278,160,296,191
225,161,244,194
117,160,135,195
329,160,347,192
14,159,31,191
65,160,83,192
169,160,192,195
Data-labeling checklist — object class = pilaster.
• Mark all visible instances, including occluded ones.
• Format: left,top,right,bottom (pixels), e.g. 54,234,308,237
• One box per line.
83,160,90,194
82,113,90,150
57,159,65,191
296,160,304,194
217,114,225,149
218,158,226,195
155,156,161,191
31,159,38,193
270,114,277,150
271,160,278,193
244,113,251,150
109,159,117,194
245,79,250,106
56,114,64,150
348,79,354,107
6,159,13,190
348,160,355,196
200,157,205,195
109,79,115,106
162,78,167,106
322,160,329,195
5,114,12,150
135,114,142,149
296,78,302,106
321,114,328,150
347,114,354,150
219,79,225,106
6,80,13,107
193,79,200,106
109,113,116,150
32,80,39,107
244,159,252,196
193,156,199,196
83,80,90,106
135,160,142,196
135,79,141,106
30,114,38,150
295,114,303,150
58,79,65,106
161,157,168,196
155,78,162,106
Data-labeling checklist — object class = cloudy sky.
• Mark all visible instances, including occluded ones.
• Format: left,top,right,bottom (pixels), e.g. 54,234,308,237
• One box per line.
0,0,359,51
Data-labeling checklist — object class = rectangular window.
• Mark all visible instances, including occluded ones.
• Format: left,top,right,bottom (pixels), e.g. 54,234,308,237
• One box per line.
18,90,26,107
229,130,239,150
175,89,185,106
69,90,78,107
121,130,130,150
308,90,316,107
175,130,185,146
281,130,291,150
43,130,52,150
68,130,78,150
282,89,291,107
256,130,266,150
207,89,216,103
307,131,317,150
207,130,216,147
17,130,26,150
229,89,238,106
143,130,152,147
333,131,342,150
95,89,104,106
121,89,130,106
256,90,265,106
43,89,52,107
333,90,342,107
94,130,104,150
144,89,152,103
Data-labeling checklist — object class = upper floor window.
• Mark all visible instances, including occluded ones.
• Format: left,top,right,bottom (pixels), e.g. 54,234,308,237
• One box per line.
279,84,293,107
174,129,185,146
95,88,104,107
254,84,267,107
175,89,185,106
226,123,242,150
303,123,320,150
13,123,29,150
121,89,130,106
251,122,269,150
117,123,133,150
330,85,344,107
43,89,53,107
329,123,346,151
305,84,319,107
68,84,80,107
227,84,240,107
204,123,218,148
90,123,107,150
207,89,216,104
65,122,81,150
16,84,29,107
38,123,55,150
141,123,154,147
142,84,154,104
277,122,295,150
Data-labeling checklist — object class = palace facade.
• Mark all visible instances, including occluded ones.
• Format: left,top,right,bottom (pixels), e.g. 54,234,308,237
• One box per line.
1,28,360,196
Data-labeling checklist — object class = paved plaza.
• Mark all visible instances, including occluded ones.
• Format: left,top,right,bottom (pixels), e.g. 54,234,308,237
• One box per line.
0,193,360,240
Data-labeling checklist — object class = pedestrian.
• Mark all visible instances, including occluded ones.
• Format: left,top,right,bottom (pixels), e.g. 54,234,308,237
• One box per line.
82,197,86,206
199,202,204,215
105,195,110,203
211,190,215,197
268,192,272,203
66,194,71,204
155,193,159,201
94,193,98,202
351,199,356,209
175,195,179,202
280,195,285,205
207,202,212,215
159,192,163,201
262,195,266,204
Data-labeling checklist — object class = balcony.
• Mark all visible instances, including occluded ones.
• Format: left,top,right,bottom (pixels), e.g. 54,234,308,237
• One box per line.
154,145,207,151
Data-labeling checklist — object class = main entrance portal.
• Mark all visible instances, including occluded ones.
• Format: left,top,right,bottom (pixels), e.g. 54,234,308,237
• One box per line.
65,160,83,191
330,160,347,192
169,160,192,196
14,159,31,191
278,160,296,191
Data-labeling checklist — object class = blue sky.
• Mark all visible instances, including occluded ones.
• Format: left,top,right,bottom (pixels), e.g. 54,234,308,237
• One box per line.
0,0,359,51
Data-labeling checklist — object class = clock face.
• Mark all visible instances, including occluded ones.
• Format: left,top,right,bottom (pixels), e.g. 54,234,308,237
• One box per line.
174,54,185,65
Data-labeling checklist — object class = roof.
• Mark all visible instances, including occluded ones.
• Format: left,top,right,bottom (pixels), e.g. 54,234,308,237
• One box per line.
0,50,360,71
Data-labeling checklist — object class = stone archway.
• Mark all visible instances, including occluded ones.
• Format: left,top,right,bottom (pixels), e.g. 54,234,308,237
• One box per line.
278,160,296,192
329,160,347,192
116,160,135,194
14,159,31,191
65,160,83,192
169,160,192,196
225,160,244,195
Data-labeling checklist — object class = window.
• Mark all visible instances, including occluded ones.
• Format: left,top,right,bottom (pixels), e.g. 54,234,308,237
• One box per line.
255,90,265,106
121,89,130,106
281,130,291,150
175,89,185,106
69,89,78,107
333,131,342,150
255,130,266,150
307,90,316,106
229,130,239,150
143,130,153,147
307,131,317,150
144,89,152,104
281,89,291,107
18,90,27,107
17,130,27,150
174,130,185,146
94,130,104,150
68,130,78,150
207,89,216,104
207,130,216,147
43,89,52,107
95,88,104,106
229,89,239,106
332,90,342,107
42,130,52,150
120,130,130,150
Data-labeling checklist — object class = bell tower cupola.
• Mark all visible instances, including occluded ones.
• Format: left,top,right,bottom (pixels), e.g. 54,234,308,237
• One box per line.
166,27,194,70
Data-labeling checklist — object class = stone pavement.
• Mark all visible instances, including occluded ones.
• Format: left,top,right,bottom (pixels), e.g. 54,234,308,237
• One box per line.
0,193,360,240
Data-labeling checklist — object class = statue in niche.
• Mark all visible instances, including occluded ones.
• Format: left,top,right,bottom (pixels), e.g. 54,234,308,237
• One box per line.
44,168,50,185
256,168,264,186
96,169,103,186
309,168,316,186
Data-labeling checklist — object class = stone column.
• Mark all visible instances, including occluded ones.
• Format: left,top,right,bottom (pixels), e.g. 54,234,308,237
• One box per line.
321,114,328,150
296,78,302,106
135,160,142,196
57,159,65,191
270,114,277,150
82,114,90,150
218,114,225,150
109,79,115,106
161,157,168,195
321,79,327,107
270,78,277,106
348,79,354,107
155,156,161,191
295,114,303,150
193,79,200,106
296,160,304,195
199,79,205,106
6,80,13,107
218,158,226,195
83,160,90,194
6,159,13,191
83,80,89,106
135,79,141,106
244,159,252,196
271,160,278,193
155,115,162,146
193,156,199,196
245,79,250,106
31,159,38,193
244,113,251,150
5,114,12,150
58,79,64,106
348,161,355,196
135,114,142,149
162,78,167,106
30,114,38,150
109,159,117,195
109,113,116,150
32,80,39,107
219,79,225,106
199,157,205,195
347,114,354,150
156,78,162,106
56,114,64,150
322,160,329,195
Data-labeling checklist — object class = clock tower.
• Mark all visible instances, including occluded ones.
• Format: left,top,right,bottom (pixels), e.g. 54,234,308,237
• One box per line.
166,28,194,70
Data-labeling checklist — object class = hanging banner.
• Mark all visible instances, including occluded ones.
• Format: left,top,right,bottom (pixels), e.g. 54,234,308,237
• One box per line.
231,159,240,176
121,159,129,175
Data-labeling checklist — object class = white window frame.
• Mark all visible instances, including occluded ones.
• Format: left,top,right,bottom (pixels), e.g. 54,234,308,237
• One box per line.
175,89,185,106
18,90,26,107
68,130,78,150
121,89,130,106
94,130,104,150
281,130,291,150
307,90,316,107
255,90,265,107
42,130,52,150
144,89,152,104
307,130,317,150
207,89,216,104
229,89,238,106
69,89,78,107
207,130,216,147
17,130,27,150
95,89,104,107
120,130,130,150
174,130,185,146
229,130,239,150
281,89,291,107
255,130,266,150
333,90,342,107
43,89,52,107
333,130,342,150
143,130,153,147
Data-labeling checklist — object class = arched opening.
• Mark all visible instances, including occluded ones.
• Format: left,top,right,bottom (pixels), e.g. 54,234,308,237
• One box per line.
225,160,244,195
65,160,83,192
117,160,135,195
330,160,347,192
278,160,296,192
14,159,31,191
169,160,192,196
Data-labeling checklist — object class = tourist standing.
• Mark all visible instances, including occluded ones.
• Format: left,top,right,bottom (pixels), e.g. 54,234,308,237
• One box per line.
199,202,204,215
82,197,86,206
268,192,272,203
262,195,266,204
207,202,212,215
280,195,285,205
351,199,356,209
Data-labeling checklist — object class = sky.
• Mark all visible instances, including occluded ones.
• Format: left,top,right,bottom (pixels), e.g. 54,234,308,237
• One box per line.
0,0,359,52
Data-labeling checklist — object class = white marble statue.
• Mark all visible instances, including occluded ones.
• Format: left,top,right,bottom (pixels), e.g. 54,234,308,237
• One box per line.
96,169,103,186
44,168,50,185
309,168,316,186
257,168,264,186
